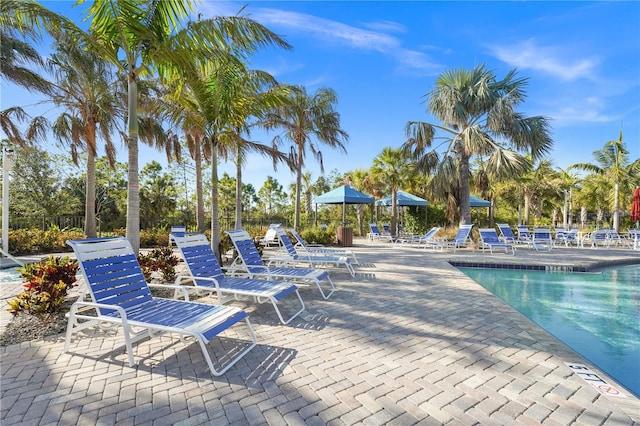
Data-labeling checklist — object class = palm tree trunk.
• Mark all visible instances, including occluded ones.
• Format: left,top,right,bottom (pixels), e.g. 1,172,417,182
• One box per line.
459,153,472,225
524,193,531,225
613,182,620,231
84,148,97,238
210,138,221,262
125,75,140,254
294,147,303,228
194,146,205,232
235,147,243,229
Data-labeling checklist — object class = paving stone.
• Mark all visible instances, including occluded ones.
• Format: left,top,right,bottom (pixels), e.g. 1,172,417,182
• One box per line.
0,244,638,425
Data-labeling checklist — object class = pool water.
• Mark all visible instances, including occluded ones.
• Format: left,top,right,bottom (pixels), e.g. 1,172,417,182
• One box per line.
0,267,22,282
460,264,640,398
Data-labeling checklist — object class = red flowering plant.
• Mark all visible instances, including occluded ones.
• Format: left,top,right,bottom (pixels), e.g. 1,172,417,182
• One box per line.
7,256,79,316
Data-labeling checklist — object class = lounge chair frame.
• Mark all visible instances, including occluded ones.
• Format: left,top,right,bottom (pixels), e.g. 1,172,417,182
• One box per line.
478,228,515,255
287,226,359,264
66,237,257,376
172,233,305,325
270,226,355,277
226,229,337,299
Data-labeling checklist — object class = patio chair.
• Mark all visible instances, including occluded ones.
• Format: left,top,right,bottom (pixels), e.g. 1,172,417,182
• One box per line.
426,224,474,252
270,225,355,277
226,229,337,299
287,227,359,264
516,226,533,245
172,232,305,325
496,223,516,244
478,228,515,255
65,237,257,376
554,228,579,247
258,226,280,247
394,227,441,247
532,228,553,251
581,229,611,248
605,230,632,248
367,223,394,242
168,225,187,246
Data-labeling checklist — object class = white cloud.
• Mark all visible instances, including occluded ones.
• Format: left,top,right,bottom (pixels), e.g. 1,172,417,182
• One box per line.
247,8,442,73
361,20,407,34
489,39,599,81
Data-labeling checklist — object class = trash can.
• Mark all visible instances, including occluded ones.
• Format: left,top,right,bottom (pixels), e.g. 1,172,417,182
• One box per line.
337,226,353,247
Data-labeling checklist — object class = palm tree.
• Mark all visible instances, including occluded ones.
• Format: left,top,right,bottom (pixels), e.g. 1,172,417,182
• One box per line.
81,0,290,254
402,64,552,226
48,31,119,238
370,147,414,235
157,17,291,258
265,86,349,229
0,0,61,148
569,132,640,231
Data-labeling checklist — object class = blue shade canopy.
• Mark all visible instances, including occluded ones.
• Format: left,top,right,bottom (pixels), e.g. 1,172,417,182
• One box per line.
314,185,374,204
375,190,428,207
470,195,492,207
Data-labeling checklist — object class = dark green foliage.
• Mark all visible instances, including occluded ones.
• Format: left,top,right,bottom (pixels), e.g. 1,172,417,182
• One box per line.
300,228,335,246
8,227,85,255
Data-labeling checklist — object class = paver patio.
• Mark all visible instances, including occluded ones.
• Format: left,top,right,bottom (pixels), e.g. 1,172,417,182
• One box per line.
1,239,639,425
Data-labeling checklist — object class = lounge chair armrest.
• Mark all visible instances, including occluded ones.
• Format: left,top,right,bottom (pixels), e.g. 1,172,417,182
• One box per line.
66,300,130,324
147,283,191,301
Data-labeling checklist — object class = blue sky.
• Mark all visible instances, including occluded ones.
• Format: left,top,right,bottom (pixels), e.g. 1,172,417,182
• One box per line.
2,1,639,192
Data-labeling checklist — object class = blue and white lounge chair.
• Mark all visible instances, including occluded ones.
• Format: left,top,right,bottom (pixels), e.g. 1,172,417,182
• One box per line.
172,232,305,325
168,225,187,246
532,228,553,251
478,228,515,255
516,226,533,245
269,225,355,277
226,229,337,299
367,223,394,242
66,237,256,376
427,224,474,252
287,226,359,264
496,223,516,244
394,227,441,247
580,229,611,248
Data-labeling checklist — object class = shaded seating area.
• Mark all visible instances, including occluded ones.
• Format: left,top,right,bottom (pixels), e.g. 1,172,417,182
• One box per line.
287,226,359,264
270,225,355,277
478,228,515,255
65,237,257,376
172,232,305,325
227,229,337,299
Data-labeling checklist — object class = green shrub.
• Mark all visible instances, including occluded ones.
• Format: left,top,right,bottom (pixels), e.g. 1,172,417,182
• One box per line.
7,256,79,316
300,228,334,245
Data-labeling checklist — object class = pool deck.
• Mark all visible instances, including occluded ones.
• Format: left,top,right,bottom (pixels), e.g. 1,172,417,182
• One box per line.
1,240,639,425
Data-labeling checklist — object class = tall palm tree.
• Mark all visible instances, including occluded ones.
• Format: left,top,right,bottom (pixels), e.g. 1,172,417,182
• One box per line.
48,31,119,238
80,0,290,253
569,132,640,231
402,64,552,226
265,86,349,228
370,147,414,235
158,17,291,258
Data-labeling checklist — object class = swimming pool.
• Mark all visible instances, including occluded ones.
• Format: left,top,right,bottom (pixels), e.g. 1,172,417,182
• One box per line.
460,264,640,398
0,267,22,283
